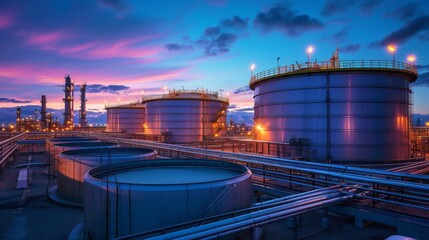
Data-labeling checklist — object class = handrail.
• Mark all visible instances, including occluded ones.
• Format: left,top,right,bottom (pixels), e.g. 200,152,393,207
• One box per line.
142,89,229,103
105,89,229,108
250,60,418,87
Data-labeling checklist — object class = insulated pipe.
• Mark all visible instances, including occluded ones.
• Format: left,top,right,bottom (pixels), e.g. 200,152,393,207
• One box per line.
108,136,429,182
148,194,355,240
253,185,342,207
116,187,353,240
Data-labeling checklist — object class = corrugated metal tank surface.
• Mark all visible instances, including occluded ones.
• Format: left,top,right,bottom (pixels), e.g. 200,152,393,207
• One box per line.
143,91,228,143
251,63,418,163
84,159,252,240
53,142,117,172
47,138,99,172
46,137,97,154
106,104,145,133
57,148,156,205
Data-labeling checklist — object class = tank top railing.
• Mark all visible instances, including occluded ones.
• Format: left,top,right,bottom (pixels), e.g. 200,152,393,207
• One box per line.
141,89,229,102
250,60,418,86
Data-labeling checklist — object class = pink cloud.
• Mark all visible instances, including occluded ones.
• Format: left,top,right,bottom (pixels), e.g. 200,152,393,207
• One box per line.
20,29,164,60
0,12,14,29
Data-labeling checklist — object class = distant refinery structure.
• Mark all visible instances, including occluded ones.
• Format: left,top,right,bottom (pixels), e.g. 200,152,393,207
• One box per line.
40,95,47,130
250,50,418,164
106,89,229,143
79,83,87,127
63,74,74,129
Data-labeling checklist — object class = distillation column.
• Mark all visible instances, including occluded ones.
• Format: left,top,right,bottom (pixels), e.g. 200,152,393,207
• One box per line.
63,75,74,129
40,95,47,130
79,83,87,127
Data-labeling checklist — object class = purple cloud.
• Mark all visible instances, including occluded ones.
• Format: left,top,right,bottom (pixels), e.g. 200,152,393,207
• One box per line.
165,43,193,52
84,84,130,94
234,86,252,94
321,0,358,16
0,98,31,103
413,72,429,87
165,15,248,56
371,15,429,47
339,44,360,52
384,2,422,21
254,6,323,36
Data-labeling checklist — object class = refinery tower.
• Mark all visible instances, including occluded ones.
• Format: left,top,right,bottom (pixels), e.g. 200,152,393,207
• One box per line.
63,74,74,129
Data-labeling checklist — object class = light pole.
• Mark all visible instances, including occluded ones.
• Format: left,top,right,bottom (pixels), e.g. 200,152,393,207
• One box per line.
219,89,224,98
277,57,280,73
250,64,255,77
163,86,167,94
387,45,396,62
307,46,314,64
181,85,184,91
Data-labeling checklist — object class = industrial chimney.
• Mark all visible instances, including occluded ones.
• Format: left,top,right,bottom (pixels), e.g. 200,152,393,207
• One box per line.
16,107,21,132
63,74,74,129
79,83,88,127
41,95,47,130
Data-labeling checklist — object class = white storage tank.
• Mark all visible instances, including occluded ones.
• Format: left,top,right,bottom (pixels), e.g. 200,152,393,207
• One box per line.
105,103,145,133
53,148,157,206
250,59,418,163
143,90,228,143
84,159,252,239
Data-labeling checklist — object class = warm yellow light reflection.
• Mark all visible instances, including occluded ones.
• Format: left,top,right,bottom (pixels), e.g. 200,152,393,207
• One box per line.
387,45,396,53
407,55,416,63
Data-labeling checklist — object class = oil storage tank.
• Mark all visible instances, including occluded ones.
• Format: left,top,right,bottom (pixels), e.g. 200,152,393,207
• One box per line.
46,136,97,154
142,89,228,143
250,59,418,164
105,103,145,133
53,148,157,206
52,142,117,173
84,159,252,239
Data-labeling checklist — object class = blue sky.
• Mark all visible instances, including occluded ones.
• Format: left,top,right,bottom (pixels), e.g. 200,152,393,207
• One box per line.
0,0,428,121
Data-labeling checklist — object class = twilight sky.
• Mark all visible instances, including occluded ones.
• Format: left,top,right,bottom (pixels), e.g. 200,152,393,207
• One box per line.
1,0,429,120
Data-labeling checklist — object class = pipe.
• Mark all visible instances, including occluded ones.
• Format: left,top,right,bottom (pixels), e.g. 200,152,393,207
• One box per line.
148,193,355,240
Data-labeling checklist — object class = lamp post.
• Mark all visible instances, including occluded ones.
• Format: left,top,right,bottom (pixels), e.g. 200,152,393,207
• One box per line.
219,89,224,98
163,86,167,94
307,46,314,64
387,45,396,62
250,64,255,77
277,57,280,73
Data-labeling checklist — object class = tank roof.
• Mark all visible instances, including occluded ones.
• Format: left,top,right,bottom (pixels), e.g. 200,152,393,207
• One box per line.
61,147,155,157
249,60,418,90
104,102,144,109
104,166,239,184
54,142,117,147
88,159,250,185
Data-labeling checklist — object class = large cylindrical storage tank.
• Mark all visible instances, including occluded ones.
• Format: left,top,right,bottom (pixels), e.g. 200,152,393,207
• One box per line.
46,136,97,154
47,137,99,174
250,60,418,164
84,159,252,239
143,90,228,143
53,142,117,172
56,148,157,205
105,103,145,133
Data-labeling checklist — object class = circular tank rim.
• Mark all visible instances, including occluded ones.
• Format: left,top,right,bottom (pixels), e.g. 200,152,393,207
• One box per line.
54,142,117,147
58,147,157,163
85,159,251,186
105,103,145,110
48,138,98,143
141,96,229,105
249,67,418,90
